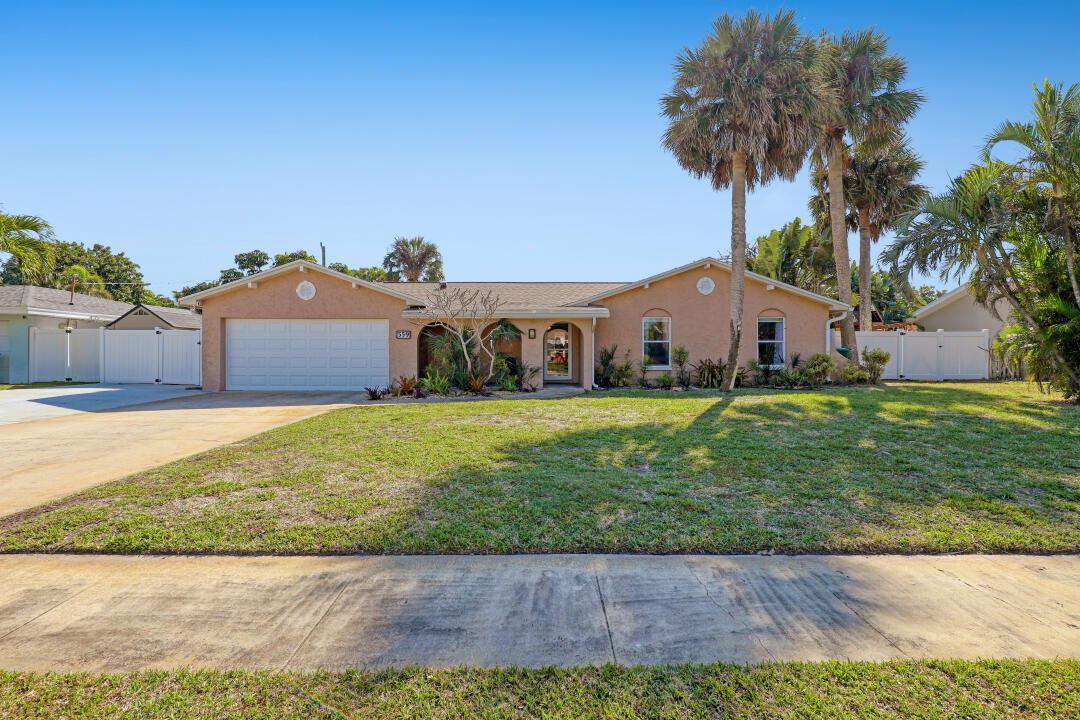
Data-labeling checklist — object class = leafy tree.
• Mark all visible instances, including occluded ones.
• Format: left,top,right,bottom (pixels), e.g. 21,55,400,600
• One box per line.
2,240,148,303
985,80,1080,307
883,160,1080,399
234,249,270,275
812,30,924,359
174,279,220,300
273,250,316,267
661,10,818,391
328,262,389,282
811,136,928,331
0,212,55,284
382,237,444,282
747,217,835,295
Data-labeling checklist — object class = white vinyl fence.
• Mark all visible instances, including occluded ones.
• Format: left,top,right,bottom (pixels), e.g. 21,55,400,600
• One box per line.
30,327,201,385
840,329,991,381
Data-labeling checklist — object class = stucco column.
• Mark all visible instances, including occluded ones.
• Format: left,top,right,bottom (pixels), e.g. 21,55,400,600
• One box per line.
570,319,594,389
518,320,546,389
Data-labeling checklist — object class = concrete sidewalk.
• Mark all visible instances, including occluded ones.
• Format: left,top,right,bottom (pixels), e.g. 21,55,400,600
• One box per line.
1,553,1078,671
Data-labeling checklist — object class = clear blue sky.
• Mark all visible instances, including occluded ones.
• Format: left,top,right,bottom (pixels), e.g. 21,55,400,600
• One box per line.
3,1,1078,297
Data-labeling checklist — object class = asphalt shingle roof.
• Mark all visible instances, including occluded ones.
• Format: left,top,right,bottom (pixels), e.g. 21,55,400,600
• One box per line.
0,285,133,317
377,282,627,309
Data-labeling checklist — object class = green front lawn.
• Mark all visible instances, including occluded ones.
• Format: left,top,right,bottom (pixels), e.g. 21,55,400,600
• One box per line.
3,660,1077,719
2,382,1078,554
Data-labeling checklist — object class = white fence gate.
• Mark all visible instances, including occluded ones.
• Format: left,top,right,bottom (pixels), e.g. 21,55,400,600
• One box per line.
848,329,991,381
30,327,201,385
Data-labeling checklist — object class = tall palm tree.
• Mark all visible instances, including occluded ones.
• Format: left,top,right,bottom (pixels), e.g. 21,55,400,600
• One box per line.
0,212,55,284
382,236,444,282
813,30,923,358
662,10,819,391
985,80,1080,307
811,136,928,330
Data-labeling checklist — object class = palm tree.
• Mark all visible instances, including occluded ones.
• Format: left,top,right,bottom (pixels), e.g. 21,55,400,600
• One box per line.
662,10,819,391
985,80,1080,307
382,236,444,282
813,30,924,358
52,264,112,298
748,217,835,295
0,212,55,284
811,136,928,330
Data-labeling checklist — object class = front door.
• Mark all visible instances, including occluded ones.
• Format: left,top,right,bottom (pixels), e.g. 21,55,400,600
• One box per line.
544,324,571,380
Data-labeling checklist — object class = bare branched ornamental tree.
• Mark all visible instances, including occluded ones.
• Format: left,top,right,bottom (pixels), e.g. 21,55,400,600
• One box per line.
411,287,507,382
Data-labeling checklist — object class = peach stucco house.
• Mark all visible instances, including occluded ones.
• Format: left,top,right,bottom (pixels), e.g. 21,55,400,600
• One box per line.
179,257,849,391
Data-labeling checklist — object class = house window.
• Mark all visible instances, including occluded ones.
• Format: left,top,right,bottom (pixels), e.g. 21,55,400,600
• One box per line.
757,317,785,368
642,317,671,368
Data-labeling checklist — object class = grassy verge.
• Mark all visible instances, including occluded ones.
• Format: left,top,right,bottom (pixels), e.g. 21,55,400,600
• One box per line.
0,381,94,391
1,382,1078,554
3,660,1077,719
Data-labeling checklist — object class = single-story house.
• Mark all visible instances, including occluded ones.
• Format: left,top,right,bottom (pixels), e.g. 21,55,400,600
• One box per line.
179,258,848,391
107,303,202,330
0,285,132,384
913,284,1009,337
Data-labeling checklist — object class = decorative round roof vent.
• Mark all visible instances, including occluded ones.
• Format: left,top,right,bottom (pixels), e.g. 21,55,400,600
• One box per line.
696,276,715,295
296,280,317,301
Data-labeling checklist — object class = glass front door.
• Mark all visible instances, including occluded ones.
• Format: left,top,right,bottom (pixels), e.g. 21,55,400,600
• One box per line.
544,324,571,379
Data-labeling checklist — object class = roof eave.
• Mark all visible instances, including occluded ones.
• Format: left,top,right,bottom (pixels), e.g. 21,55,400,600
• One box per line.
177,260,426,306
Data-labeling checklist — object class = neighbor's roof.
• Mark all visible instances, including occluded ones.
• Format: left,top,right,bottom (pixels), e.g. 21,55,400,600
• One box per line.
912,284,971,319
107,303,202,329
0,285,133,318
379,282,627,310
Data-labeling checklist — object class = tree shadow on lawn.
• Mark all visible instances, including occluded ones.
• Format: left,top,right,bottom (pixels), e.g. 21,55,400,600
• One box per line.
1,384,1077,555
402,384,1080,554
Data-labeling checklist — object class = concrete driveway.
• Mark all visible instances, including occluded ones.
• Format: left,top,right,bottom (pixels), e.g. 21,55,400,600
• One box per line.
0,384,202,426
0,390,361,517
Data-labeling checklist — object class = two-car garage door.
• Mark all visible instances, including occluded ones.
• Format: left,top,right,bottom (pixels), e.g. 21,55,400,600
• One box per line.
226,319,389,390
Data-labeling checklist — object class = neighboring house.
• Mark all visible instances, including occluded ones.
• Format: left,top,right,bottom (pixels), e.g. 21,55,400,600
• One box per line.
179,258,848,391
0,285,132,384
913,284,1009,338
107,303,202,330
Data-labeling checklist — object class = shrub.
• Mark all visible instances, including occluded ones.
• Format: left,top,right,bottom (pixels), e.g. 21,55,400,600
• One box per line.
517,361,540,391
364,386,385,400
422,370,451,395
671,345,692,389
466,374,489,394
802,353,836,387
396,376,418,395
639,355,651,387
839,363,871,385
656,373,675,390
774,368,804,388
746,359,777,387
497,375,517,392
861,347,891,383
693,357,724,388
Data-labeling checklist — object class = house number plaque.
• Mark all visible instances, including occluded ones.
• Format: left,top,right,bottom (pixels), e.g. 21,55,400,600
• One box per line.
396,330,412,339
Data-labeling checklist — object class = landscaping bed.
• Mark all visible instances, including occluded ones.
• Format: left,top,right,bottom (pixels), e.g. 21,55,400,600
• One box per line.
2,382,1077,555
3,659,1077,719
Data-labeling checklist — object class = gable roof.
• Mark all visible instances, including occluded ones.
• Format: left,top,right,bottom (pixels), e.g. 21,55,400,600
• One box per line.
107,303,202,329
0,285,133,319
569,257,849,311
912,284,970,319
176,260,427,306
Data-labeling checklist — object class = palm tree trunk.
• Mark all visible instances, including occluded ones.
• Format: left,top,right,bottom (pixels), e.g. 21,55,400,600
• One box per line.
1054,188,1080,308
857,205,873,332
722,150,747,392
828,137,859,363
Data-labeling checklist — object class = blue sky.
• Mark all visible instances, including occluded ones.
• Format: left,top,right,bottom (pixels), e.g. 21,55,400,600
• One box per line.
3,1,1078,297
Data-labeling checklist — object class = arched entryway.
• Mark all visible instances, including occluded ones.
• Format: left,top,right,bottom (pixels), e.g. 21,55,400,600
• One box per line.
482,320,523,379
543,322,572,381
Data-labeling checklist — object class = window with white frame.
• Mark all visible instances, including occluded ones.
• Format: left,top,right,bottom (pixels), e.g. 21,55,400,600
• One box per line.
757,317,785,368
642,317,671,368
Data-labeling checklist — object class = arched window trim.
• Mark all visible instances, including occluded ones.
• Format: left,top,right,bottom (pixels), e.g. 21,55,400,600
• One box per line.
642,316,672,370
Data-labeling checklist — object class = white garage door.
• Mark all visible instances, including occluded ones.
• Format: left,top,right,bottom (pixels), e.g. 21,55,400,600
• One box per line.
226,319,389,390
